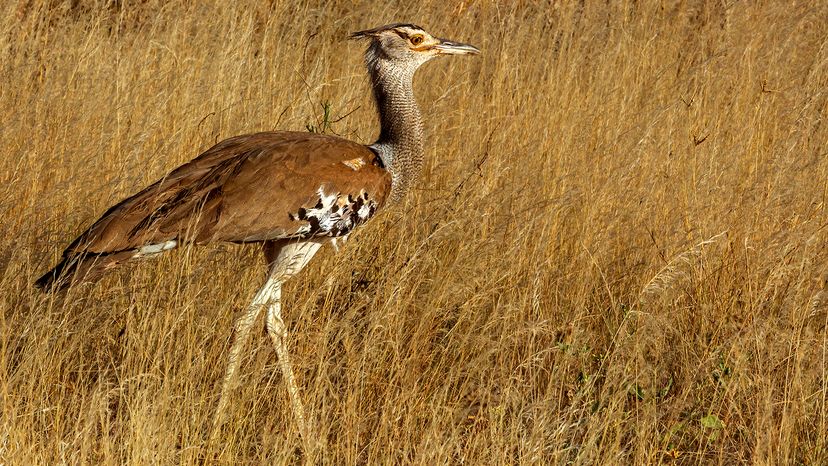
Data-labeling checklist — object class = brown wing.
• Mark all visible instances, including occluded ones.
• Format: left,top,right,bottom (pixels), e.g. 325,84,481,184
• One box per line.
62,131,391,256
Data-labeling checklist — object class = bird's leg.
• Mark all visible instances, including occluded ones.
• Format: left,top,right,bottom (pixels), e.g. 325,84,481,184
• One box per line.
261,240,322,449
213,274,279,428
211,241,321,448
265,283,312,446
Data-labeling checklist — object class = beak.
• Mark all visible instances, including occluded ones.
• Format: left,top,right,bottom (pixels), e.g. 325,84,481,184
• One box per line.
433,39,481,56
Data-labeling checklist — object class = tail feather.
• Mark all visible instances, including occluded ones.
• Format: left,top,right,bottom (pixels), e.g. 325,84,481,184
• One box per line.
34,250,137,292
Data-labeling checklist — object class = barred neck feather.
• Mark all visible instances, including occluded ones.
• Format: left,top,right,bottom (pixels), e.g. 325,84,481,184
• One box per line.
364,41,425,203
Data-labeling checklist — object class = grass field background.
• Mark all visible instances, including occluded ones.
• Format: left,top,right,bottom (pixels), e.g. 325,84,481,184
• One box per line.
1,0,827,464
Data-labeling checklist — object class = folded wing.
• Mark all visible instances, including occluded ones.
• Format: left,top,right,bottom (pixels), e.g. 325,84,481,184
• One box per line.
36,131,391,290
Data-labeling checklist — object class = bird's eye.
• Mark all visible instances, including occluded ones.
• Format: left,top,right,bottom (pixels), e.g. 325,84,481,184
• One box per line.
410,35,424,46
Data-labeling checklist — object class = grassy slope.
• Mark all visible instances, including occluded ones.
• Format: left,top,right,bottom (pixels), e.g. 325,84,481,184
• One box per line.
1,0,827,464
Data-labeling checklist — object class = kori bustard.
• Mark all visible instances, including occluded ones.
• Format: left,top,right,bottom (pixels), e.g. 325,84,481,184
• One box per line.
35,23,479,443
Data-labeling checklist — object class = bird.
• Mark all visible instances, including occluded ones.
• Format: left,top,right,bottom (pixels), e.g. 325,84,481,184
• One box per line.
34,23,480,445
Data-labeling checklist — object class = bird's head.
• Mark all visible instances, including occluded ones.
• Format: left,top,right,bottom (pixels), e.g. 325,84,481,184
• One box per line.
350,23,479,72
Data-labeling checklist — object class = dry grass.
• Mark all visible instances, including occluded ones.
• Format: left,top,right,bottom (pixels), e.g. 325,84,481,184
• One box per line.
1,0,827,464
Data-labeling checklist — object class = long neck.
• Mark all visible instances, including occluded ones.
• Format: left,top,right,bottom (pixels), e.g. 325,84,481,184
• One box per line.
368,57,424,203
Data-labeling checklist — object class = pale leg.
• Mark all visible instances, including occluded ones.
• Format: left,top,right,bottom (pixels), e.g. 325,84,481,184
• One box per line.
265,284,312,446
261,241,322,448
211,241,322,447
214,275,280,428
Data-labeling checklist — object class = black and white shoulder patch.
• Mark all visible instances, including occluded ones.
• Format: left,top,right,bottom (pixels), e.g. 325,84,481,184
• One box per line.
288,187,378,239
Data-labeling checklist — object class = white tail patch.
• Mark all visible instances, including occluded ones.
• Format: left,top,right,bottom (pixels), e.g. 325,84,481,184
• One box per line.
137,240,178,257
